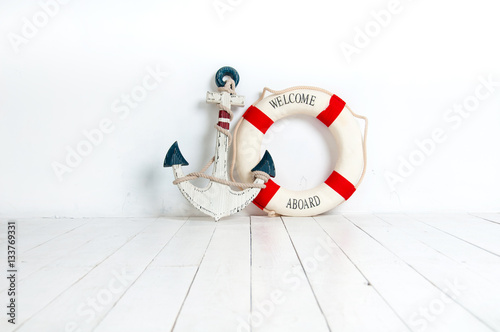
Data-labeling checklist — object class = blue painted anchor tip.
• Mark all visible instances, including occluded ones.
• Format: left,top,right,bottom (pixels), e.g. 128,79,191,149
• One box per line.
251,150,275,178
164,141,189,167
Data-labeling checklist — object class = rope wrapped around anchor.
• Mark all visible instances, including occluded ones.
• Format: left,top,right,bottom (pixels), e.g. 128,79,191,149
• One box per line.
172,78,270,189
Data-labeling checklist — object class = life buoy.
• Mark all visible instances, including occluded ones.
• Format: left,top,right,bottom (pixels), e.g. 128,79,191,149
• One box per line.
235,87,367,217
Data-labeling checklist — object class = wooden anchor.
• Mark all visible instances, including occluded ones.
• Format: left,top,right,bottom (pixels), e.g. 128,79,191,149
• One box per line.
164,67,275,221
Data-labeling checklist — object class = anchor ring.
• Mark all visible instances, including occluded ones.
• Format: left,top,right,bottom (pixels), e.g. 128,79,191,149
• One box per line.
215,66,240,88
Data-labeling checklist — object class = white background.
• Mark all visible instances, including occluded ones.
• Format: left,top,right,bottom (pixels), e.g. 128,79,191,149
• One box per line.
0,0,499,218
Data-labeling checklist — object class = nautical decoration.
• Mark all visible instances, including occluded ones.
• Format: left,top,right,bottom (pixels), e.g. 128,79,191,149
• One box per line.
235,87,368,217
164,67,275,221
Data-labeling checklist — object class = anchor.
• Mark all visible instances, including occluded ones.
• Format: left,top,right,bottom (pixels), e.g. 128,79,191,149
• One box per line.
164,67,275,221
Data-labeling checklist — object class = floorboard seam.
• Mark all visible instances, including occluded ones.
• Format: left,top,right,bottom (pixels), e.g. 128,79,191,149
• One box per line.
345,215,495,331
92,218,189,331
468,212,500,225
23,220,89,254
315,215,413,332
169,220,218,332
375,214,500,278
13,219,155,331
281,217,332,332
408,214,500,258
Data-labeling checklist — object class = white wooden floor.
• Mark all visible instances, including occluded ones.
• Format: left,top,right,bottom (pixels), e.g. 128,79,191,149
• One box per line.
1,213,500,332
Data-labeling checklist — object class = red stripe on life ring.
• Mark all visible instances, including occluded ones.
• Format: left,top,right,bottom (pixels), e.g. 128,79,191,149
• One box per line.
253,179,280,210
325,171,356,200
317,95,346,127
243,106,274,134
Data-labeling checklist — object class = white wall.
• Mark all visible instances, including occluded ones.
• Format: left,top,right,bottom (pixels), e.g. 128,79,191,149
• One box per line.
1,0,499,218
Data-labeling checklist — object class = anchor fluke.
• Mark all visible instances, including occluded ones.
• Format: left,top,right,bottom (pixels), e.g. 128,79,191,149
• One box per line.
251,150,276,177
164,141,189,167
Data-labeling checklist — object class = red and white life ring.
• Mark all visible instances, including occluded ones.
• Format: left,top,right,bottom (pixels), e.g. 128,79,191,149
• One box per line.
235,87,367,217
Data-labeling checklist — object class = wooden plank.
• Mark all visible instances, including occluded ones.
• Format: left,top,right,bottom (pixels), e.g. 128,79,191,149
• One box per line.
94,218,216,332
413,214,500,256
8,267,90,327
282,216,410,332
0,218,63,245
149,218,216,268
99,266,197,331
378,213,500,284
348,214,500,331
472,213,500,225
22,219,89,252
250,217,329,332
1,219,153,292
315,215,492,332
0,219,153,332
15,218,186,332
0,218,88,253
172,217,252,332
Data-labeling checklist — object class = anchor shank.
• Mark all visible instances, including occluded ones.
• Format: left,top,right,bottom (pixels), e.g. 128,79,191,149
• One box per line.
217,110,231,130
212,125,230,180
212,91,236,180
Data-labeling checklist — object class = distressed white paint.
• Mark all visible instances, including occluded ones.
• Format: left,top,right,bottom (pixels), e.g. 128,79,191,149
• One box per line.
206,91,245,107
347,214,500,330
4,214,500,331
282,216,410,332
316,215,493,332
170,90,264,221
